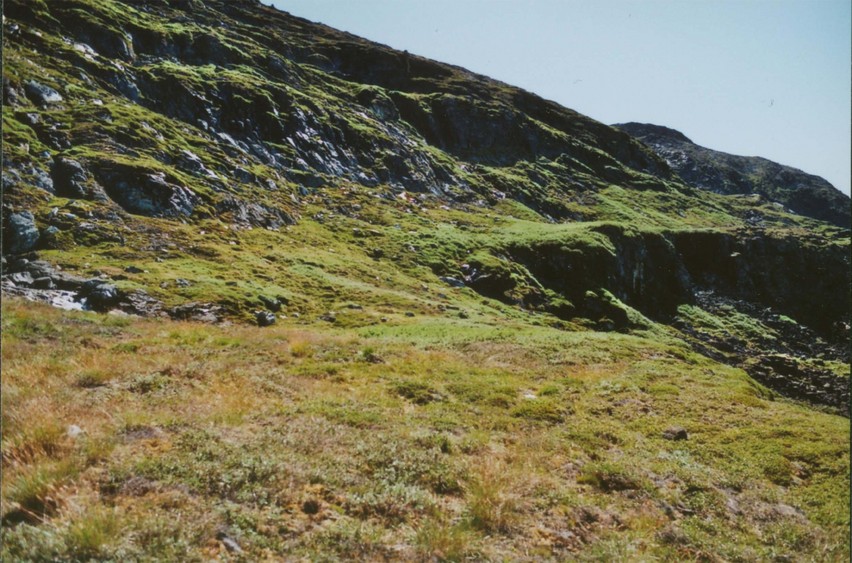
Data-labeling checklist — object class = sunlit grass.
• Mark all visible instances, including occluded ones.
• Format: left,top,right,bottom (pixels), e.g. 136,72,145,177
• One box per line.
1,299,848,560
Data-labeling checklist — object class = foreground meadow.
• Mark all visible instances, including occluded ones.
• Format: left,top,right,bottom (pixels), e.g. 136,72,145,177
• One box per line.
1,299,848,561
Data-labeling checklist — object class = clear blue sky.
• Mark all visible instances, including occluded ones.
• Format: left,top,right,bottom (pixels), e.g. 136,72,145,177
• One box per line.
273,1,851,195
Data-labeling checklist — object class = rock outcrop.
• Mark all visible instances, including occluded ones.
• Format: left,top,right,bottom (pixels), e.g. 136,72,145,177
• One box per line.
615,122,851,227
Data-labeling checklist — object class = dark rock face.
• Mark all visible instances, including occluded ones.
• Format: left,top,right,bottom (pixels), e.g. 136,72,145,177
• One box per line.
215,197,293,229
747,355,848,414
672,230,850,337
615,122,851,228
51,157,91,198
504,226,692,323
4,211,40,254
93,165,199,218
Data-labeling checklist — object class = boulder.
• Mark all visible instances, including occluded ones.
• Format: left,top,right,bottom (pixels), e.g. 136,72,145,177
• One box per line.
24,80,63,105
8,271,34,286
83,281,120,311
256,310,276,326
31,167,54,193
5,211,40,254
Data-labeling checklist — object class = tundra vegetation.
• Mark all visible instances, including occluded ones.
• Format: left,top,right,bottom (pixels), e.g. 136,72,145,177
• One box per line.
2,0,849,560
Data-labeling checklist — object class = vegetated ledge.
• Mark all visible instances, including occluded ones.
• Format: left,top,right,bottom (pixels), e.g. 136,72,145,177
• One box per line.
3,219,849,415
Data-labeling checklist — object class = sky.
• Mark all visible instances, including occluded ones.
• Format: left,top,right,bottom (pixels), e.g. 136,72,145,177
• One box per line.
272,0,851,195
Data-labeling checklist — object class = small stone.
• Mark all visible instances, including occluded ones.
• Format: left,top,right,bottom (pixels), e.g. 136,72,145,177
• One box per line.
124,265,144,274
405,311,415,317
67,424,83,438
439,276,466,288
662,427,688,441
773,503,804,519
216,531,243,554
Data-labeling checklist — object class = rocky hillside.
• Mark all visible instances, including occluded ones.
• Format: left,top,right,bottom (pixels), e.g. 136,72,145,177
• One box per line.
2,0,850,560
615,122,851,227
2,0,849,453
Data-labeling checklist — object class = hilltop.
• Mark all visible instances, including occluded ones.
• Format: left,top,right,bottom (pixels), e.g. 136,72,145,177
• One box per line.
1,0,849,560
615,122,850,228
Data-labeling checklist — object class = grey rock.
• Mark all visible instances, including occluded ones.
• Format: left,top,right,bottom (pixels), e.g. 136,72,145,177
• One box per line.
3,77,25,106
24,80,63,105
439,276,466,288
5,211,40,254
85,282,120,311
256,310,276,327
169,303,222,323
215,197,293,229
8,271,34,286
216,532,243,554
2,170,21,190
31,168,54,193
110,71,140,101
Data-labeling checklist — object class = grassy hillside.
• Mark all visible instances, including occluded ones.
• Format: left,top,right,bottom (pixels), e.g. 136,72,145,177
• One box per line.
1,0,849,560
2,300,848,561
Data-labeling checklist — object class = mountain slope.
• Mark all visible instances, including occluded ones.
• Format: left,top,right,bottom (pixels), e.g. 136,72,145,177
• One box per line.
615,122,851,228
1,0,849,560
